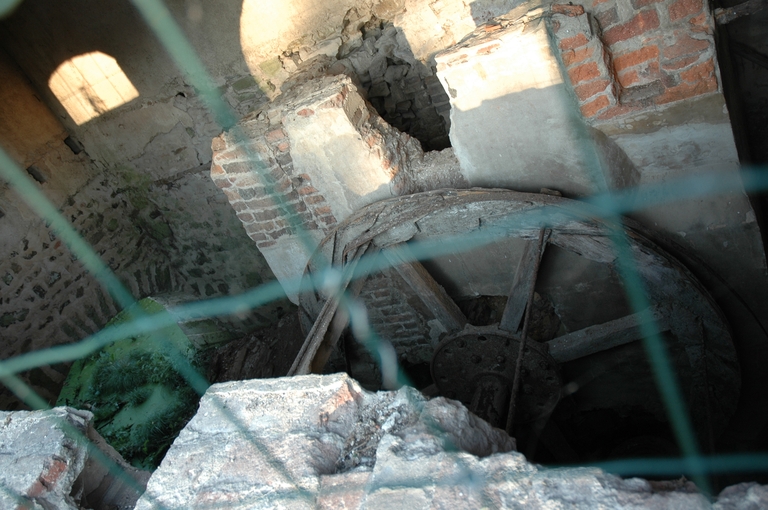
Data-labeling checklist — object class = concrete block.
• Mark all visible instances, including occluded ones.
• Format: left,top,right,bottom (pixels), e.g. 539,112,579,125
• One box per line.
435,19,618,195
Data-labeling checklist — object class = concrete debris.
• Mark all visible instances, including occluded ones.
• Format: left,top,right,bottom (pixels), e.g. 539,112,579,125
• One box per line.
136,373,764,509
0,406,149,510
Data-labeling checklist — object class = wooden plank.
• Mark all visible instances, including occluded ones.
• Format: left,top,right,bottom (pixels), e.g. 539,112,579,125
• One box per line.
547,306,669,363
715,0,767,24
383,244,467,337
309,259,373,373
499,229,550,333
288,244,370,376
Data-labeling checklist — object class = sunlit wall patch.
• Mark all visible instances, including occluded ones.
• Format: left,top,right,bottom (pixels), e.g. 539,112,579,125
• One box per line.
48,51,139,125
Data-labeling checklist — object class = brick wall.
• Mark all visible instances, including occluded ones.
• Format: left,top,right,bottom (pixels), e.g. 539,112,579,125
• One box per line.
551,0,719,121
210,117,337,251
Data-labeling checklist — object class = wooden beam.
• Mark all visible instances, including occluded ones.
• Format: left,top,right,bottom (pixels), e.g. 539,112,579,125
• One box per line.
715,0,767,24
289,244,370,376
547,306,668,363
383,244,467,337
499,229,550,333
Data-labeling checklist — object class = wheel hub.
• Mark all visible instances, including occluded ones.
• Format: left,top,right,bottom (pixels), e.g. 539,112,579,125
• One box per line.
431,325,561,427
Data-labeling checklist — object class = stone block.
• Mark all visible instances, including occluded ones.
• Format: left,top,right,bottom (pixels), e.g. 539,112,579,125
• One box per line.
133,373,768,508
435,18,600,195
0,407,149,510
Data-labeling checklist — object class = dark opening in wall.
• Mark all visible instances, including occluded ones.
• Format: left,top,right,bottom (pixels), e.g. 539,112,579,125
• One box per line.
335,16,452,151
0,208,4,219
64,136,83,155
26,165,47,184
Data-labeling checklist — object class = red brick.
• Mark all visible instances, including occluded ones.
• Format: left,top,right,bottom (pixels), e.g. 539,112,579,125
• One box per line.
318,215,337,225
680,59,715,82
662,33,709,60
613,46,659,72
567,62,601,85
213,147,251,163
260,208,285,222
230,174,261,188
211,135,227,151
669,0,703,21
617,70,640,87
212,177,231,189
298,185,320,195
269,228,291,239
580,94,610,117
618,61,660,87
248,220,275,233
592,0,611,6
303,195,326,204
276,141,290,152
559,33,590,51
689,12,711,32
655,77,717,104
247,196,278,209
236,212,254,223
595,7,619,28
596,104,641,121
562,45,595,66
257,240,277,248
248,232,269,242
315,205,332,215
552,4,585,15
603,10,660,45
29,459,68,498
574,79,613,101
224,161,259,174
632,0,662,7
210,163,225,176
662,54,699,71
297,108,314,117
265,128,286,143
477,43,501,56
222,189,241,202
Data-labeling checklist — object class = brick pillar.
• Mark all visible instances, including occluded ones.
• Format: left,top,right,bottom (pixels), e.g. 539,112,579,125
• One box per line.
551,0,719,121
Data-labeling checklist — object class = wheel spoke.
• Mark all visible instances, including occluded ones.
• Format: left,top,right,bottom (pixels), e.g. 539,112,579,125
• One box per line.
289,243,372,375
547,306,669,363
499,229,550,333
383,243,467,337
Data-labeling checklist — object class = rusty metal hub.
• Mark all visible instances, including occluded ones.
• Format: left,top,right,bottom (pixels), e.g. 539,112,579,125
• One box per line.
431,324,561,427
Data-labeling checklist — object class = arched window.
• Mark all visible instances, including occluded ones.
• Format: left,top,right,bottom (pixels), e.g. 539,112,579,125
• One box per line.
48,51,139,125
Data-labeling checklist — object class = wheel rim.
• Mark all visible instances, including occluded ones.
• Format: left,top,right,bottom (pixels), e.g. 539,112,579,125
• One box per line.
297,189,740,458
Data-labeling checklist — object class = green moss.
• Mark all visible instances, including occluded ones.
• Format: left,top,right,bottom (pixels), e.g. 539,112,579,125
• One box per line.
56,298,209,470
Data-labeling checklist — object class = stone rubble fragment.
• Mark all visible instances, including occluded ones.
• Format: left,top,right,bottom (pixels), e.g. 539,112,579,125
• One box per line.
0,406,149,510
135,373,766,509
